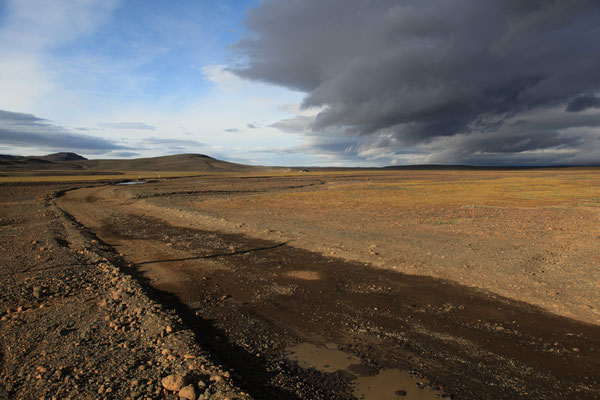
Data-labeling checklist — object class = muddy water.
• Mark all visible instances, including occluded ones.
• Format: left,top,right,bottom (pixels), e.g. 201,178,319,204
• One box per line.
286,343,360,372
352,369,440,400
285,343,441,400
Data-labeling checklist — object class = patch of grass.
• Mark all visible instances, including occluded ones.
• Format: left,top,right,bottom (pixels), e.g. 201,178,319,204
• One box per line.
200,168,600,215
544,205,574,210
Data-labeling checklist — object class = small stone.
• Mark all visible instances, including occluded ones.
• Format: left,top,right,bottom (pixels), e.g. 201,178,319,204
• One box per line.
32,286,42,299
162,374,185,392
179,385,197,400
165,325,174,334
395,389,407,396
209,374,224,383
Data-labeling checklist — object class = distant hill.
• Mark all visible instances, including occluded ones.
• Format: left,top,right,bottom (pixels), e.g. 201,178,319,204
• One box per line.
78,154,262,172
0,154,80,170
0,152,267,173
32,152,88,162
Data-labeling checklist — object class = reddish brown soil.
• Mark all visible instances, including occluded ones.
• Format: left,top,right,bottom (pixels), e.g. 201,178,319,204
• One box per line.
0,183,250,400
54,172,600,400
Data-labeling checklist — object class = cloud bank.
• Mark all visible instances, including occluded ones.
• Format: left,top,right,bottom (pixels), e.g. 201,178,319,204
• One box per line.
0,109,126,153
234,0,600,165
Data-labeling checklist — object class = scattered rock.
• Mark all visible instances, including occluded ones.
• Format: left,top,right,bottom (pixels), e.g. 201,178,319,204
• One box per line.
161,374,185,392
179,384,197,400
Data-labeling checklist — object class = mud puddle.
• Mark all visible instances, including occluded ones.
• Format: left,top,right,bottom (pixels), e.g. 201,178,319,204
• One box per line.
352,369,441,400
285,343,360,373
285,343,441,400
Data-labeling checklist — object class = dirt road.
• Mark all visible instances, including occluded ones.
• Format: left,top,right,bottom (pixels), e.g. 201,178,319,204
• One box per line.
0,183,250,399
57,181,600,400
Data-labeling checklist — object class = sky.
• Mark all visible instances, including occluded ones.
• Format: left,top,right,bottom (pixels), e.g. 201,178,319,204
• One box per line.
1,0,600,166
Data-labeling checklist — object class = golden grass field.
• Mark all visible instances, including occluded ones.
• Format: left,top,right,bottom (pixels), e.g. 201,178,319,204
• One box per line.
4,167,599,209
246,169,600,210
131,167,598,325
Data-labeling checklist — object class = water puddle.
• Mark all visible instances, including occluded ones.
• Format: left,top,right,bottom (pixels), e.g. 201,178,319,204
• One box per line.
286,343,443,400
117,181,147,185
352,369,442,400
285,343,360,373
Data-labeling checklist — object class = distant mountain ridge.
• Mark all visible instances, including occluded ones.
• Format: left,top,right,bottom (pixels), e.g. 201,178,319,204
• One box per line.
32,152,88,162
0,152,265,173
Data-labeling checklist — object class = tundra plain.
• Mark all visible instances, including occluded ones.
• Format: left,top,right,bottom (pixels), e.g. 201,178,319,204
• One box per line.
2,166,600,399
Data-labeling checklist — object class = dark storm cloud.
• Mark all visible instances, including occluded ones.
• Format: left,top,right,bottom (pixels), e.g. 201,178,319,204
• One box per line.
566,94,600,112
99,122,156,131
234,0,600,164
0,109,126,152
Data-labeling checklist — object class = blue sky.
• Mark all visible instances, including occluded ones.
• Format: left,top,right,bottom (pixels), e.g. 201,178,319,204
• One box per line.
0,0,328,166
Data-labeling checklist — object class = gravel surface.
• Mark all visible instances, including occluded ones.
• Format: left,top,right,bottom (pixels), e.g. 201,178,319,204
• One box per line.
0,183,250,400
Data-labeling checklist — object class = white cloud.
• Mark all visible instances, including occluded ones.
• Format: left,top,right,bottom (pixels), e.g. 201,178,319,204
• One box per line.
201,64,245,92
0,0,121,113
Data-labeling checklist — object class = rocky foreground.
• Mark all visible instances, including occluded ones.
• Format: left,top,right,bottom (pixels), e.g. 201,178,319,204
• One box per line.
3,174,600,400
0,183,250,399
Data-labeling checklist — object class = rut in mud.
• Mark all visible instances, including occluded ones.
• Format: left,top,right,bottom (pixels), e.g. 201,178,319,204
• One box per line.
58,185,600,400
